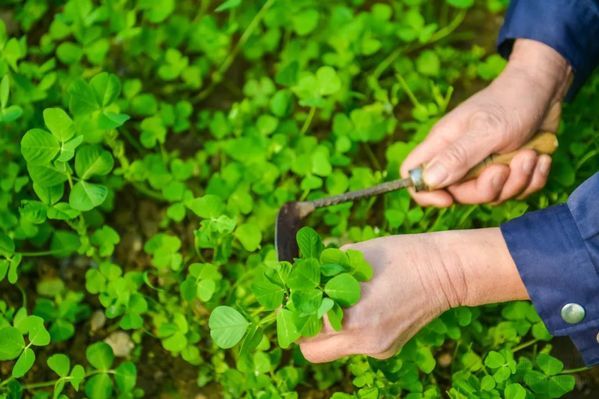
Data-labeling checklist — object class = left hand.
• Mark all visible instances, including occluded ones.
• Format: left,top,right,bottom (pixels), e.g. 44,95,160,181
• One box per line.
299,228,528,363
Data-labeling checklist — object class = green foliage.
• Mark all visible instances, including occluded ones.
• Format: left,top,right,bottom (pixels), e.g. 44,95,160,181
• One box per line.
210,227,373,351
209,306,250,349
0,0,596,397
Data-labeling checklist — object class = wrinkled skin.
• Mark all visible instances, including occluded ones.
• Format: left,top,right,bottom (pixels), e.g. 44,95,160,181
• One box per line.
300,229,528,363
401,39,572,206
299,39,570,364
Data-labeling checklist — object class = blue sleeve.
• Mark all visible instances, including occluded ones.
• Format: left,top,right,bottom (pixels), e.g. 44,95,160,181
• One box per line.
500,173,599,366
497,0,599,99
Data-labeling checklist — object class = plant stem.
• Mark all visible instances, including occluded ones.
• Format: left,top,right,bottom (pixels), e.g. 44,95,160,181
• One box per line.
20,380,60,390
117,129,143,157
300,107,316,135
19,249,64,257
20,369,118,391
17,283,27,310
193,0,212,23
131,182,167,202
259,312,276,326
362,143,381,171
195,0,276,102
511,338,539,352
428,10,466,43
371,10,465,84
576,149,598,169
66,170,73,190
561,366,591,374
395,73,421,107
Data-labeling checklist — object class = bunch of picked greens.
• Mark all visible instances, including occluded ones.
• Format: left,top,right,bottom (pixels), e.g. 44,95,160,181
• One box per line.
210,227,373,350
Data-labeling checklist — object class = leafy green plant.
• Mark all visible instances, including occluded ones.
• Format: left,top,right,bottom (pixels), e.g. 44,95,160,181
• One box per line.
33,278,91,342
0,0,596,397
0,314,50,378
210,227,373,350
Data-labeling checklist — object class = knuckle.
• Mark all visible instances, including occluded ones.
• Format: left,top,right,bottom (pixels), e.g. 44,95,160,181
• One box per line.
468,108,506,134
442,142,470,167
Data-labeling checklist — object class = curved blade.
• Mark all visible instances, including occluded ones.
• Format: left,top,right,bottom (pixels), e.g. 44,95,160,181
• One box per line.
275,201,315,262
274,177,413,261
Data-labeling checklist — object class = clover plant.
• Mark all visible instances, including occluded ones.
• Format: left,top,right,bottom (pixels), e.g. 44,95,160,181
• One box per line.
210,227,373,350
0,0,596,398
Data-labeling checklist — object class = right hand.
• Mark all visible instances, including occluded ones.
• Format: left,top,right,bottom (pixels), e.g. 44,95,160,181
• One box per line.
299,228,528,363
401,39,572,207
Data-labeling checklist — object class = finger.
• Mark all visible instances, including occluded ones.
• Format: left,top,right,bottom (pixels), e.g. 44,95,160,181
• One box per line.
408,188,454,208
446,164,510,204
400,117,462,178
400,135,450,178
320,313,336,335
423,126,503,189
300,334,354,363
494,150,537,203
301,332,397,363
297,314,338,345
517,154,552,199
399,115,466,207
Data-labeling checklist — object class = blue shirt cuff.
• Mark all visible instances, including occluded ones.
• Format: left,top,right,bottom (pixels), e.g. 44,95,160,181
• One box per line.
501,198,599,365
497,0,599,99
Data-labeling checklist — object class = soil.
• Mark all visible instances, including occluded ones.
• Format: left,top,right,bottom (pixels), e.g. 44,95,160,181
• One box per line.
1,4,597,399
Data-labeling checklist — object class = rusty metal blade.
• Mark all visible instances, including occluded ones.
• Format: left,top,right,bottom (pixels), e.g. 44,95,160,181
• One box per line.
274,177,413,261
275,201,315,262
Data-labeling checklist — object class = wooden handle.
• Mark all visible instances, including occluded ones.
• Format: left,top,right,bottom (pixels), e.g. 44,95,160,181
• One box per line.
463,132,558,180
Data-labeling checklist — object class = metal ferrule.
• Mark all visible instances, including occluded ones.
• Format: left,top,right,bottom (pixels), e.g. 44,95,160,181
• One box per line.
408,166,427,192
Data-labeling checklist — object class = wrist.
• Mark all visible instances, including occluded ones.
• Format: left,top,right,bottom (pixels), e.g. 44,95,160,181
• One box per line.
500,38,573,103
434,228,529,308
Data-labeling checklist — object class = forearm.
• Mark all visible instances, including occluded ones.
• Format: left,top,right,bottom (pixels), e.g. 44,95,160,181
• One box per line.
497,0,599,98
485,39,572,138
502,39,572,101
431,228,529,308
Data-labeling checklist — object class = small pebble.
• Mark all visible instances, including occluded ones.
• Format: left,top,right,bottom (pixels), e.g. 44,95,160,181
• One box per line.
90,310,106,333
104,331,135,357
438,352,453,368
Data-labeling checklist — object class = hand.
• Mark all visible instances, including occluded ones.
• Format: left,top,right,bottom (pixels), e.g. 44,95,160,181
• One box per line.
401,39,572,207
299,228,528,363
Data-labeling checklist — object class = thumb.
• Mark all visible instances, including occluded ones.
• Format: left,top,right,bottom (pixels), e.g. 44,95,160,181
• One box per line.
423,133,497,189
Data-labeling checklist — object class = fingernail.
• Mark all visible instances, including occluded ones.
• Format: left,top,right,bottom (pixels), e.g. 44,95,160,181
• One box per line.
424,163,448,188
539,158,552,175
522,158,535,174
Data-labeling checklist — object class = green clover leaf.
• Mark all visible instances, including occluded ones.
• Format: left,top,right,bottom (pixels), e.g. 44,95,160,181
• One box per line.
21,129,60,165
276,309,300,349
69,181,109,212
86,342,114,370
43,107,75,142
324,273,360,307
209,306,250,349
296,227,323,259
75,144,114,179
0,326,25,360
